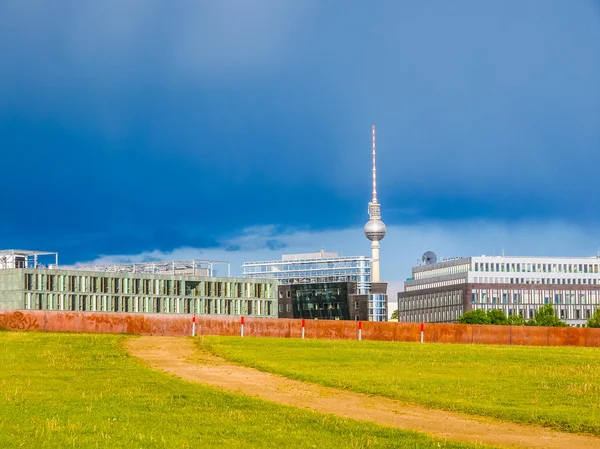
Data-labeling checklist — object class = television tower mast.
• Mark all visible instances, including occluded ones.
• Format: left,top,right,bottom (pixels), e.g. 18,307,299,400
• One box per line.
363,125,386,283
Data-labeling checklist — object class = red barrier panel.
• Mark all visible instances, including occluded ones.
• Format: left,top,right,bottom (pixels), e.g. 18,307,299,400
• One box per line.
262,318,291,338
434,323,473,344
395,323,422,342
549,327,586,346
472,324,511,345
41,311,84,333
585,328,600,347
1,310,600,347
83,313,127,334
316,320,356,340
196,316,239,337
124,314,151,335
362,321,396,341
510,326,548,346
245,318,287,338
164,315,191,337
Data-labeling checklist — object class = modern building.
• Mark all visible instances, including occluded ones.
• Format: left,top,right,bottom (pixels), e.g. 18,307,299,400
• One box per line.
398,254,600,327
243,250,372,293
243,250,386,321
275,280,387,321
0,250,278,318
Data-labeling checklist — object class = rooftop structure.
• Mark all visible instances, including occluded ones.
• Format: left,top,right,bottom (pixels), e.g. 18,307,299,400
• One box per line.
0,249,230,277
74,259,230,277
363,125,386,283
0,250,58,269
398,253,600,327
243,250,371,294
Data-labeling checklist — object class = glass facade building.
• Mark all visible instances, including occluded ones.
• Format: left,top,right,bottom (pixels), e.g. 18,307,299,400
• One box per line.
244,251,388,321
291,282,351,320
370,293,387,322
243,251,371,294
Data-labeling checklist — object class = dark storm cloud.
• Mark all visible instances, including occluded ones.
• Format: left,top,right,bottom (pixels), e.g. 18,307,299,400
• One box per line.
1,1,599,262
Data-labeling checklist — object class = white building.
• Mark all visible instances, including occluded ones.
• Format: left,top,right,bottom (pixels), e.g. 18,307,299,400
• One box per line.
243,250,372,294
398,255,600,327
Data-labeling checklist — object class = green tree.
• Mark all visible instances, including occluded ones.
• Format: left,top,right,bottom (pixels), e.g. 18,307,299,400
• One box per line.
458,309,490,324
390,310,398,320
587,308,600,328
506,313,526,326
487,309,508,325
525,317,537,326
529,304,568,327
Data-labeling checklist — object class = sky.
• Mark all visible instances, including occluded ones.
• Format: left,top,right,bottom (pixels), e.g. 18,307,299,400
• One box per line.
2,1,600,308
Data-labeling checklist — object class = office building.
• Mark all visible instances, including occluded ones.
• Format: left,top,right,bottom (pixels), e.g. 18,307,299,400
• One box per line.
398,254,600,327
244,250,386,321
0,250,277,318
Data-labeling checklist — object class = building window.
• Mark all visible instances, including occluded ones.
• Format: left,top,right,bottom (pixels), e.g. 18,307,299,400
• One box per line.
355,301,360,309
278,304,284,313
286,304,291,312
286,290,291,298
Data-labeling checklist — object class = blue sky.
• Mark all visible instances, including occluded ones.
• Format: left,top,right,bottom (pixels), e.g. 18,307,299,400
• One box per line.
2,1,600,296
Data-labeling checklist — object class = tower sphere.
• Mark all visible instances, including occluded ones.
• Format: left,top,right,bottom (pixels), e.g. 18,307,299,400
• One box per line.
364,219,386,241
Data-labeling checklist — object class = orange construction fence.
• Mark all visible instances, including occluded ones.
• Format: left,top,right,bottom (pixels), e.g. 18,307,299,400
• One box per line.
1,310,599,347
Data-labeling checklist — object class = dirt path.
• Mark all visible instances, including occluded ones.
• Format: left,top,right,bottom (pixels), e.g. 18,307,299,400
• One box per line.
125,337,599,449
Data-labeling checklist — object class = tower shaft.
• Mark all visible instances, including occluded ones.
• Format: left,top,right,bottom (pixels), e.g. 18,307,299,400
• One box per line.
371,241,381,283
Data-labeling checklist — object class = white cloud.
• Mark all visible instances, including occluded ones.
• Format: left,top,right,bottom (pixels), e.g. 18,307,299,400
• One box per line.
76,220,600,317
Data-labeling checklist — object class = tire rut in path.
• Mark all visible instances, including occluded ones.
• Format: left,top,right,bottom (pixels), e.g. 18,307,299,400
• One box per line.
125,337,598,449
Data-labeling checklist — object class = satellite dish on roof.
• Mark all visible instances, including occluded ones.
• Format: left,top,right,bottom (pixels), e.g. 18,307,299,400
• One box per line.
422,251,437,265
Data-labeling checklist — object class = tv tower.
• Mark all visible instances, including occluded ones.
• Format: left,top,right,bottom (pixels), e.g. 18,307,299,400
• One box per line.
363,125,386,283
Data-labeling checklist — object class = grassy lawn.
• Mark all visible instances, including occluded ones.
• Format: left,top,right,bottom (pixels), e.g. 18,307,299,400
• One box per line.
198,336,600,436
0,333,483,449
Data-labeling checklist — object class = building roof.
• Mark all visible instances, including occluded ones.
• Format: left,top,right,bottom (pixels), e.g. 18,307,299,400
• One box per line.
0,249,58,257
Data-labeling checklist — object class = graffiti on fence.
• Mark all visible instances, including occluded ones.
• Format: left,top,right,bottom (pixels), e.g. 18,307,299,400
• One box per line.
0,311,40,331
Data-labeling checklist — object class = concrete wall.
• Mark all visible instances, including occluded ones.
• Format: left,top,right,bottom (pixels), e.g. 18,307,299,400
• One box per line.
1,309,600,346
0,271,24,309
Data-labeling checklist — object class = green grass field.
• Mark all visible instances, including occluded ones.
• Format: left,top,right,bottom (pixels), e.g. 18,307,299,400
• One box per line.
198,337,600,435
0,332,483,449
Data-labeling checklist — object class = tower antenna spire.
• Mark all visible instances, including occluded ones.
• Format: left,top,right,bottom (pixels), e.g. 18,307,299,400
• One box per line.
372,125,377,203
364,125,386,284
